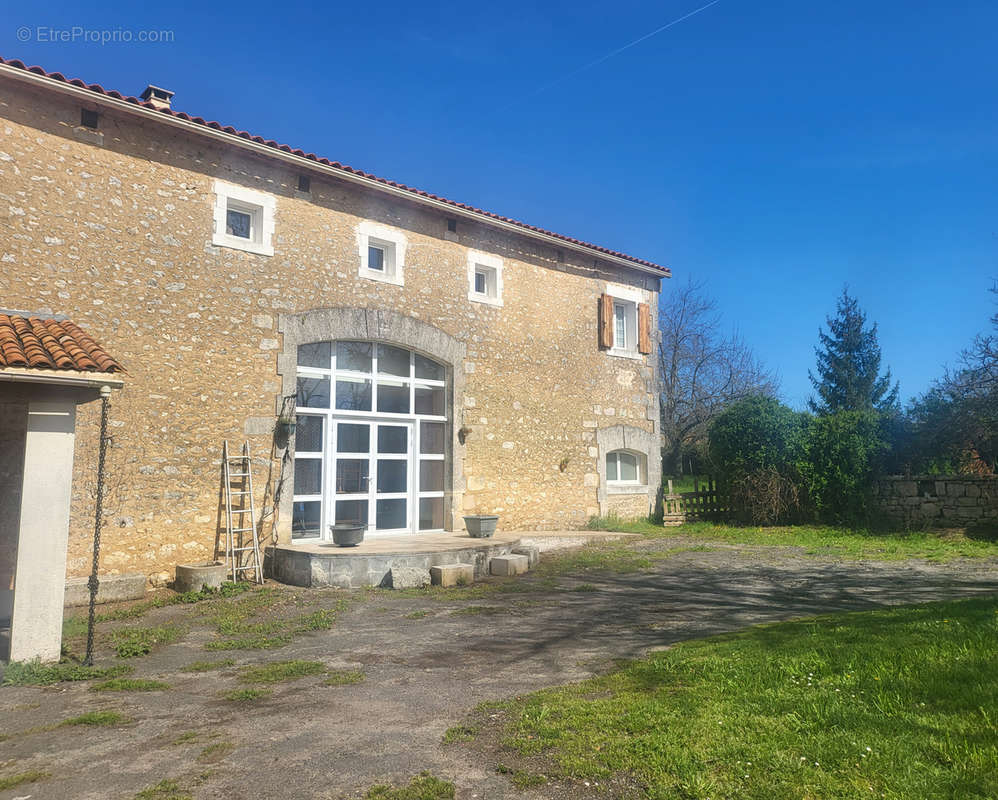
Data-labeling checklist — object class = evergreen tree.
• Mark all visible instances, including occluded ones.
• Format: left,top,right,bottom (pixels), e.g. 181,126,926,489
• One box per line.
808,289,899,414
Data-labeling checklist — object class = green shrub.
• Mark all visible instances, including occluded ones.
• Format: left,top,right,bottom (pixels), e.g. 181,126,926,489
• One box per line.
708,396,811,522
804,409,888,524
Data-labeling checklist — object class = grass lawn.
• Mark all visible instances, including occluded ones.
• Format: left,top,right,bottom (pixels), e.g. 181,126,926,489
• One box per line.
593,518,998,562
476,596,998,799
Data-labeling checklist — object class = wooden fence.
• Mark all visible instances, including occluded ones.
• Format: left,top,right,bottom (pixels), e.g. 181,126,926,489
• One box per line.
663,476,728,526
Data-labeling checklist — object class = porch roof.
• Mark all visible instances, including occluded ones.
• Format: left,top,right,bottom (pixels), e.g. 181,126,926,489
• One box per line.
0,313,124,386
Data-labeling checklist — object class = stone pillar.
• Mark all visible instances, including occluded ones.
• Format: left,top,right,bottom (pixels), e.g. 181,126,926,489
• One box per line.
0,401,28,636
9,398,78,663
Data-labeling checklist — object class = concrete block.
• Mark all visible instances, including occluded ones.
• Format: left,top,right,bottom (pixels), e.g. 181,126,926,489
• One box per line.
490,554,529,576
430,563,474,587
511,545,540,568
64,573,146,607
389,566,431,589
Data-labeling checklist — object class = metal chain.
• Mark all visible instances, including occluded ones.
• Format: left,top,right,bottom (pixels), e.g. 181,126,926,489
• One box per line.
84,389,112,666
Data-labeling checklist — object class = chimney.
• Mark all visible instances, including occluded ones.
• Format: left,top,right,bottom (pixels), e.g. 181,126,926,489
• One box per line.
139,84,174,111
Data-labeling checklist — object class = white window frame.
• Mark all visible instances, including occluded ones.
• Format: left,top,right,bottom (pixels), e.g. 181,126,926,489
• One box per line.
292,342,447,538
356,221,406,286
211,180,275,256
467,250,503,307
606,449,647,492
606,283,645,360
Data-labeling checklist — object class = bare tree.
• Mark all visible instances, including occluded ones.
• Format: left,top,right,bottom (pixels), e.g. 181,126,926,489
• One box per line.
659,280,778,476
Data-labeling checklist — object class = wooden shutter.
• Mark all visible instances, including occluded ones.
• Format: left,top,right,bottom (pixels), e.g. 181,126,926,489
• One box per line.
598,293,614,349
637,303,652,354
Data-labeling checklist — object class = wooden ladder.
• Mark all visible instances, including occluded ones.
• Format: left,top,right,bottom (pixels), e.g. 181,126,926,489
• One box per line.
222,440,263,583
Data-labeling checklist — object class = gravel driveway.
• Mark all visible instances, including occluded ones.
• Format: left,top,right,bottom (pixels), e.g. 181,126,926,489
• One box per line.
2,536,996,800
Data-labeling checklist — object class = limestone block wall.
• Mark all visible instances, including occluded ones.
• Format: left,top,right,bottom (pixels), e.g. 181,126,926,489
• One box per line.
0,78,663,583
873,476,998,527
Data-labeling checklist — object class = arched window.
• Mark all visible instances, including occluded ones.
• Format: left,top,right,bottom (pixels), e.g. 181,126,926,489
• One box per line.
292,341,448,539
606,449,646,486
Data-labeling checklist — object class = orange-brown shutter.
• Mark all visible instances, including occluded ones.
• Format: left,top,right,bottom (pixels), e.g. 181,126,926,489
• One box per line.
598,293,614,349
637,303,652,354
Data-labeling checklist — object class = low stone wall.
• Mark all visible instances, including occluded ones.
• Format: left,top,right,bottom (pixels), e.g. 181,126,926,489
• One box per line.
606,490,652,519
874,476,998,527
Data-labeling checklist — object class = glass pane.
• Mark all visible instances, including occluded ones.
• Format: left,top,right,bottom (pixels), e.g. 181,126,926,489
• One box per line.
619,452,638,482
378,344,410,377
368,245,385,271
293,458,322,495
420,422,445,454
378,426,408,454
377,380,410,414
226,208,251,238
415,385,445,416
615,304,627,347
297,342,331,368
376,498,407,530
336,459,369,494
335,377,372,411
336,341,372,373
297,376,330,409
606,454,618,481
377,460,407,493
475,270,487,294
337,423,369,453
335,499,368,527
414,354,445,381
292,501,321,539
419,497,444,530
295,415,323,452
420,460,444,492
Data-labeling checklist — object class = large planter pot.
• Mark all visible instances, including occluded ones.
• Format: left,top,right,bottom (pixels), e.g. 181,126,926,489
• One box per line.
175,561,228,593
464,515,499,538
330,524,366,547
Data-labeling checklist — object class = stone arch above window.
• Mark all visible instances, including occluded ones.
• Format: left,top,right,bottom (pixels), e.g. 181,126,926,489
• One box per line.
277,308,466,399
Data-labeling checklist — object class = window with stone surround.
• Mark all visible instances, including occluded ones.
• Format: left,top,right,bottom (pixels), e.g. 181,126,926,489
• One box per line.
356,221,406,286
467,250,503,306
211,180,276,256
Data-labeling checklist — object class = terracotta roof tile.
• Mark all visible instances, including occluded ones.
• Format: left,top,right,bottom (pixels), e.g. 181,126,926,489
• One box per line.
0,55,669,276
0,315,123,373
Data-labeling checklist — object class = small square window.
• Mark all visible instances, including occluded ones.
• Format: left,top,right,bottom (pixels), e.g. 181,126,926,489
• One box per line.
212,180,275,256
467,251,503,306
474,268,488,295
226,207,252,239
447,218,457,233
356,222,406,286
368,245,386,272
297,174,311,193
80,108,99,129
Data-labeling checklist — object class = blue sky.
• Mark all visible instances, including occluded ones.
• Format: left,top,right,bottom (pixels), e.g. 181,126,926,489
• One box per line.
3,0,996,408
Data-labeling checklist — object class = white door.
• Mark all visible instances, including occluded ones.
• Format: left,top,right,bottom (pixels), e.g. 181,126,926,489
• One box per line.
331,418,413,535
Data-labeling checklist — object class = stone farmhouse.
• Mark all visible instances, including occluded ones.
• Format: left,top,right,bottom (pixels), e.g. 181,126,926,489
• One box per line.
0,56,668,660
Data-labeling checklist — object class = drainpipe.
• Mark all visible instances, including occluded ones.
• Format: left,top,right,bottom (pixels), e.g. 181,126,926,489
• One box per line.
84,385,112,666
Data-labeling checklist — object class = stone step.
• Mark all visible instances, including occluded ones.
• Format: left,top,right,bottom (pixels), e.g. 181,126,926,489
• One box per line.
511,545,539,568
430,563,475,587
489,553,530,576
389,566,431,589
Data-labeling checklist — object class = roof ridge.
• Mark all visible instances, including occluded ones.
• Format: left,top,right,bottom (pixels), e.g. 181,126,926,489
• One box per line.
0,55,669,276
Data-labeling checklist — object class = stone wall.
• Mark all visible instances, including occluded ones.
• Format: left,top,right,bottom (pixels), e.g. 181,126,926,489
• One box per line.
0,78,662,583
873,476,998,527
